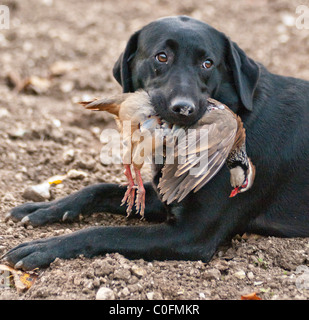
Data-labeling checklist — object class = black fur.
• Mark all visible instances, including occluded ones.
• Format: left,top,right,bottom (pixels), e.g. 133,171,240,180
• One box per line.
3,16,309,270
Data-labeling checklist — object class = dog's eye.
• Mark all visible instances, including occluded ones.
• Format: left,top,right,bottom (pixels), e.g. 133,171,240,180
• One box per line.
155,52,168,63
202,59,213,69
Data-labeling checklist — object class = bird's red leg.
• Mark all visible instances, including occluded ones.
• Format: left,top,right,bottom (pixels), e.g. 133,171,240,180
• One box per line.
121,164,136,215
134,167,146,218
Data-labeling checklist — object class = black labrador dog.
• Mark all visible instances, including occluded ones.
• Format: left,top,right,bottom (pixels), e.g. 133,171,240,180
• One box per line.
3,16,309,270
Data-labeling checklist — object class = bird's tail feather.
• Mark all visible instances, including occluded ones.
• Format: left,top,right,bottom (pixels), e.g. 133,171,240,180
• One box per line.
79,94,128,116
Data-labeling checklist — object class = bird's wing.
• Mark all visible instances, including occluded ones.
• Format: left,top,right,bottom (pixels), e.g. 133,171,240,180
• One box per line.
158,109,237,204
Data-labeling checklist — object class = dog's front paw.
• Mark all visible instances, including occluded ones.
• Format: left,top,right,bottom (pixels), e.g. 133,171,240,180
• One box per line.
2,237,63,270
6,199,80,226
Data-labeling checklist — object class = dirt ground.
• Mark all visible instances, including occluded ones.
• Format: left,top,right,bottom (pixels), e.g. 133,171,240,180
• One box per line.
0,0,309,300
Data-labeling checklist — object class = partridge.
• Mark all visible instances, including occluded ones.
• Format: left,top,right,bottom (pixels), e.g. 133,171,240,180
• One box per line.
79,90,156,216
157,98,256,204
80,91,256,214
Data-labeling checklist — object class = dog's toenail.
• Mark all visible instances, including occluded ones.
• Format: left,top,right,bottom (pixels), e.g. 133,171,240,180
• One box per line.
21,216,30,225
15,260,23,269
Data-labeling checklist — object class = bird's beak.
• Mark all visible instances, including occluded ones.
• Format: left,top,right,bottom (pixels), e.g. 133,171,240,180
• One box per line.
229,178,249,198
229,186,240,198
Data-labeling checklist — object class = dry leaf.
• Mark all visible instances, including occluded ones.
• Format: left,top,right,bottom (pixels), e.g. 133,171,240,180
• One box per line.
241,292,262,300
6,72,51,94
47,174,67,185
25,75,51,94
6,71,24,91
0,264,38,292
241,233,262,241
49,60,77,76
48,179,63,185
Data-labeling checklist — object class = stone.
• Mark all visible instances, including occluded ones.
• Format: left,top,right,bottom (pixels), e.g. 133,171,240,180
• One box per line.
22,182,51,201
113,268,131,281
131,265,147,278
62,149,75,164
0,107,10,118
146,291,163,300
202,268,221,281
234,270,246,280
96,287,115,300
67,169,88,179
94,261,114,277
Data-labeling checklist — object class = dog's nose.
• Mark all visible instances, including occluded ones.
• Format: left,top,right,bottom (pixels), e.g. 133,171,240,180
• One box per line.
171,100,196,116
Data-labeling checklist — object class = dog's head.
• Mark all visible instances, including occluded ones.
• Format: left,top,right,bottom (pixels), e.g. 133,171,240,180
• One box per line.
113,16,260,126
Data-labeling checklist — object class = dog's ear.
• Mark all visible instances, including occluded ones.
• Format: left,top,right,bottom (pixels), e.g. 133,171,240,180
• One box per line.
226,38,260,111
113,31,140,93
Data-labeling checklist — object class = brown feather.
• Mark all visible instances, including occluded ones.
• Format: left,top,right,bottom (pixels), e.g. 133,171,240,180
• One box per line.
78,94,130,116
81,92,254,206
158,101,239,204
231,114,246,150
80,90,156,171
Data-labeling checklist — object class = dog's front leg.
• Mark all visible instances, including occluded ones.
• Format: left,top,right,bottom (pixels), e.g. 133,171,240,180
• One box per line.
3,195,239,270
3,215,208,270
6,182,166,226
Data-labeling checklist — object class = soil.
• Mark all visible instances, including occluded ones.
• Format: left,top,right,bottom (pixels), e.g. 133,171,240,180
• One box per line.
0,0,309,300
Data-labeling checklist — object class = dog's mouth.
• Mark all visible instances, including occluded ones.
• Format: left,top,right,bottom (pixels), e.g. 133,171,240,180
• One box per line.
155,116,172,128
154,100,208,127
157,111,200,127
148,92,206,127
141,115,173,132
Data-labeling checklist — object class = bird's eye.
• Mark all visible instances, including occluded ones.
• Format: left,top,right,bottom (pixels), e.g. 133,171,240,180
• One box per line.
202,59,213,69
155,52,168,63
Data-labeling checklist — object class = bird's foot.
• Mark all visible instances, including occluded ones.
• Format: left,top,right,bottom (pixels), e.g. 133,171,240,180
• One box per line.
134,168,146,218
121,164,137,216
135,185,146,218
121,184,137,216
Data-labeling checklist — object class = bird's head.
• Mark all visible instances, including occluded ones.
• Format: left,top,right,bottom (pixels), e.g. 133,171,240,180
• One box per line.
229,159,256,198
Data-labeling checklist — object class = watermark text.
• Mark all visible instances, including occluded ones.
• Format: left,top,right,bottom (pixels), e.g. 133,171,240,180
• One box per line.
99,123,209,175
296,5,309,29
0,5,9,30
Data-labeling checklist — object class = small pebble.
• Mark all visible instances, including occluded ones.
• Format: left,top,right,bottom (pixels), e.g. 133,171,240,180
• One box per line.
0,245,6,254
22,182,51,201
234,270,246,280
131,265,147,278
96,287,115,300
62,149,75,164
67,169,88,180
146,291,163,300
202,268,221,281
